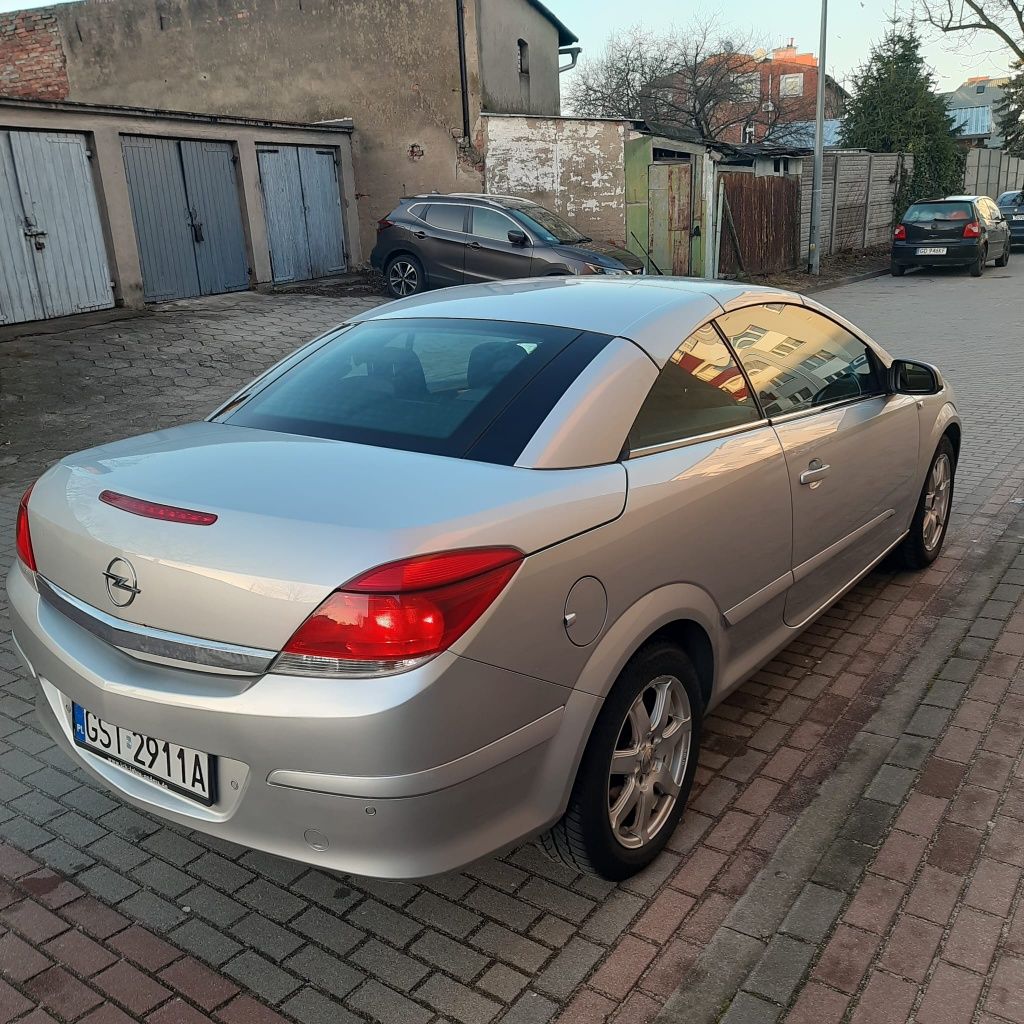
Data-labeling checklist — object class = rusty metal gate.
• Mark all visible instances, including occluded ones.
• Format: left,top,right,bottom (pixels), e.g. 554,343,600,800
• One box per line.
648,161,692,276
122,136,249,302
0,129,114,325
718,174,800,277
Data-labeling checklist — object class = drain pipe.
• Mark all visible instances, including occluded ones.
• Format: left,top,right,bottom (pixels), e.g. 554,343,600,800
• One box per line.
455,0,472,141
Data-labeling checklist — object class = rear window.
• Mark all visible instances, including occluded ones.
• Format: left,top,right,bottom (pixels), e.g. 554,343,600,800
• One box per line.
222,318,591,458
903,202,973,223
422,204,467,233
998,190,1023,206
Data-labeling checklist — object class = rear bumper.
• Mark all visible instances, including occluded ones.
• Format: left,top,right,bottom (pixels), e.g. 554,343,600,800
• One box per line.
891,240,983,267
9,563,600,878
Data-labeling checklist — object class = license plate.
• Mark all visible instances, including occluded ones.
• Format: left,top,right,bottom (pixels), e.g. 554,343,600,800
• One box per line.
916,247,947,255
1013,215,1024,221
72,704,215,805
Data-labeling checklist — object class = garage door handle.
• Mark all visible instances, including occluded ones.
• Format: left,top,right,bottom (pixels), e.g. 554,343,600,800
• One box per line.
800,461,831,485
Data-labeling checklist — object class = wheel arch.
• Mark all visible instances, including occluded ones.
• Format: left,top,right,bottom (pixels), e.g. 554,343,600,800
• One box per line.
642,620,714,711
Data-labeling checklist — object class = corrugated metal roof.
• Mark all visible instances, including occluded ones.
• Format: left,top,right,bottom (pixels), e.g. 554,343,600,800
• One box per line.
767,119,843,149
948,104,992,138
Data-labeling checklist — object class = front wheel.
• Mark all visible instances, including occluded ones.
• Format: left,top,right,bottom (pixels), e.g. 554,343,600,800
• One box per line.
541,642,702,879
895,437,956,570
385,254,425,298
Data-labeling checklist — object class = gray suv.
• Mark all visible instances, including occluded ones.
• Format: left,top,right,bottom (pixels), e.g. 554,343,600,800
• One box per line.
371,193,644,297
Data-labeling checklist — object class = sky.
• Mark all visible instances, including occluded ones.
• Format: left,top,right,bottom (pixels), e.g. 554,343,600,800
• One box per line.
549,0,1010,94
0,0,1011,92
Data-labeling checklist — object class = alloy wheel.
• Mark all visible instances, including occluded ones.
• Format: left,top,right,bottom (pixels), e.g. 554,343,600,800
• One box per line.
922,452,952,552
607,675,692,849
388,260,419,296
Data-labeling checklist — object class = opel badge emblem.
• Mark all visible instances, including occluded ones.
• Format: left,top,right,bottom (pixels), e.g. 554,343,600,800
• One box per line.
103,557,141,607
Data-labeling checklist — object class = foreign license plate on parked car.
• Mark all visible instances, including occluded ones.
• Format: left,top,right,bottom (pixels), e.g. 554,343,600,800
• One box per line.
916,247,947,255
72,704,215,804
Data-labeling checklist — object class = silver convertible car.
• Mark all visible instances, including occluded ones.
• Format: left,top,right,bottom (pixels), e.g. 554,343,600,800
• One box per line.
9,278,959,880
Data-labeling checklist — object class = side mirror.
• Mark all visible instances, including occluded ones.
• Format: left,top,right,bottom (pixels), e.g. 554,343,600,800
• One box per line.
507,229,529,246
888,359,943,395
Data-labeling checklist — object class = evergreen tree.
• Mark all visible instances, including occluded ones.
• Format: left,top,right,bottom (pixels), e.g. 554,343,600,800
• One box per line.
840,22,965,214
996,61,1024,158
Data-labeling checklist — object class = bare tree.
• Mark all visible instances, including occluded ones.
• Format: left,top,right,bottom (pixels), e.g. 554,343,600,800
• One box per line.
566,20,802,142
919,1,1024,63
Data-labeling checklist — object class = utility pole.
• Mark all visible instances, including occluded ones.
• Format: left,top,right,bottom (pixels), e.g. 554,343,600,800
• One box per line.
807,0,828,274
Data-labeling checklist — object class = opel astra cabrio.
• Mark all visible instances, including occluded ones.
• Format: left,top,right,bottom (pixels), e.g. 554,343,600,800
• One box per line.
8,278,960,880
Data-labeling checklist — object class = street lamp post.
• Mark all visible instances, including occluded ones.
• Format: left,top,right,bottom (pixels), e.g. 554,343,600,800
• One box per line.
808,0,828,274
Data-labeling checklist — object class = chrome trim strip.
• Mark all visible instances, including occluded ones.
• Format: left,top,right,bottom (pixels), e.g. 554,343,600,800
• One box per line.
768,392,887,425
628,418,769,459
724,571,795,626
267,706,565,798
37,577,275,675
792,509,896,584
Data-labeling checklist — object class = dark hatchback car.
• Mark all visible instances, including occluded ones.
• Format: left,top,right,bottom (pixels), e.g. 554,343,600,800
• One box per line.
891,195,1011,277
997,189,1024,246
371,193,644,297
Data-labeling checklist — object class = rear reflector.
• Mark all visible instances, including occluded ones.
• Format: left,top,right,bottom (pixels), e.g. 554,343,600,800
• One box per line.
274,547,523,678
99,490,218,526
15,484,36,572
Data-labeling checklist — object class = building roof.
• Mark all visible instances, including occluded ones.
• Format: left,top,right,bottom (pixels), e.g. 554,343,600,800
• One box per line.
525,0,577,46
948,104,992,139
767,118,843,149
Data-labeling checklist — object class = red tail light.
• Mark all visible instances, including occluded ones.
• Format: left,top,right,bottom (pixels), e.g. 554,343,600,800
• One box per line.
275,547,523,677
377,217,395,232
15,484,36,572
963,220,981,238
99,490,217,526
893,224,906,241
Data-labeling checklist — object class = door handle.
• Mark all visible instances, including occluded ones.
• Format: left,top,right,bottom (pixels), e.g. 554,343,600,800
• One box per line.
413,231,426,239
468,241,481,248
799,460,831,485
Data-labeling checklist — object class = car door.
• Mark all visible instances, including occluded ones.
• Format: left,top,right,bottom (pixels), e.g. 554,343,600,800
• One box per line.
983,198,1010,255
463,207,535,283
417,203,469,286
623,324,794,692
719,303,920,628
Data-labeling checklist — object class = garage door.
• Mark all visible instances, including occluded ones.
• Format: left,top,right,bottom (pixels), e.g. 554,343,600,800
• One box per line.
257,145,346,283
122,136,249,302
0,130,114,325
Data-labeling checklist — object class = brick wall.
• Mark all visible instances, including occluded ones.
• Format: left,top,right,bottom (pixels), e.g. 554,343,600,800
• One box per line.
0,10,69,101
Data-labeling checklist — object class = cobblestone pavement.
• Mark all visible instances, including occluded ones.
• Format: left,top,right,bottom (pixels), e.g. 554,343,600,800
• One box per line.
0,265,1021,1024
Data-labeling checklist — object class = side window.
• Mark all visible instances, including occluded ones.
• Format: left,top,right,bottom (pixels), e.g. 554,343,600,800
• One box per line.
629,324,760,451
472,208,517,242
423,204,467,233
718,304,884,417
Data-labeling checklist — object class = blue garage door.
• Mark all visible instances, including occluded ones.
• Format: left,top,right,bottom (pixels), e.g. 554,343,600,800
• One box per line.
122,136,249,302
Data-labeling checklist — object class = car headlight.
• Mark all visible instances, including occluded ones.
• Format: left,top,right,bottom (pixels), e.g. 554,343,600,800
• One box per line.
580,262,628,276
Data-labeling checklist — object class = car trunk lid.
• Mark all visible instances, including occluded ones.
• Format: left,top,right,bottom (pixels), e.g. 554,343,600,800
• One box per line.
27,422,627,652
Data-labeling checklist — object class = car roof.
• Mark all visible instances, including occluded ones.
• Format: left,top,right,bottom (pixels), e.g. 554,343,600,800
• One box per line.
943,195,983,202
404,193,531,208
349,277,804,367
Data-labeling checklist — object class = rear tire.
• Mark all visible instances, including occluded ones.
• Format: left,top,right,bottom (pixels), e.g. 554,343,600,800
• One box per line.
890,262,906,277
895,437,956,570
970,248,986,277
541,642,702,880
385,254,425,298
997,244,1011,268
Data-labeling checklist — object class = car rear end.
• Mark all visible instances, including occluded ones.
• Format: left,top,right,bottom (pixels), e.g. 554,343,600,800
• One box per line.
998,190,1024,245
891,199,985,270
7,313,639,878
369,198,418,273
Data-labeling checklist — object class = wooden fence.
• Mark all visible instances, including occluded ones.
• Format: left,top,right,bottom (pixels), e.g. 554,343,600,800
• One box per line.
717,174,800,276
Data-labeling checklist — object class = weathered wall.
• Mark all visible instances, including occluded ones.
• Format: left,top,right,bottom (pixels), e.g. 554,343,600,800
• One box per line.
483,115,629,244
0,10,69,101
9,0,487,258
799,151,912,258
477,0,560,116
